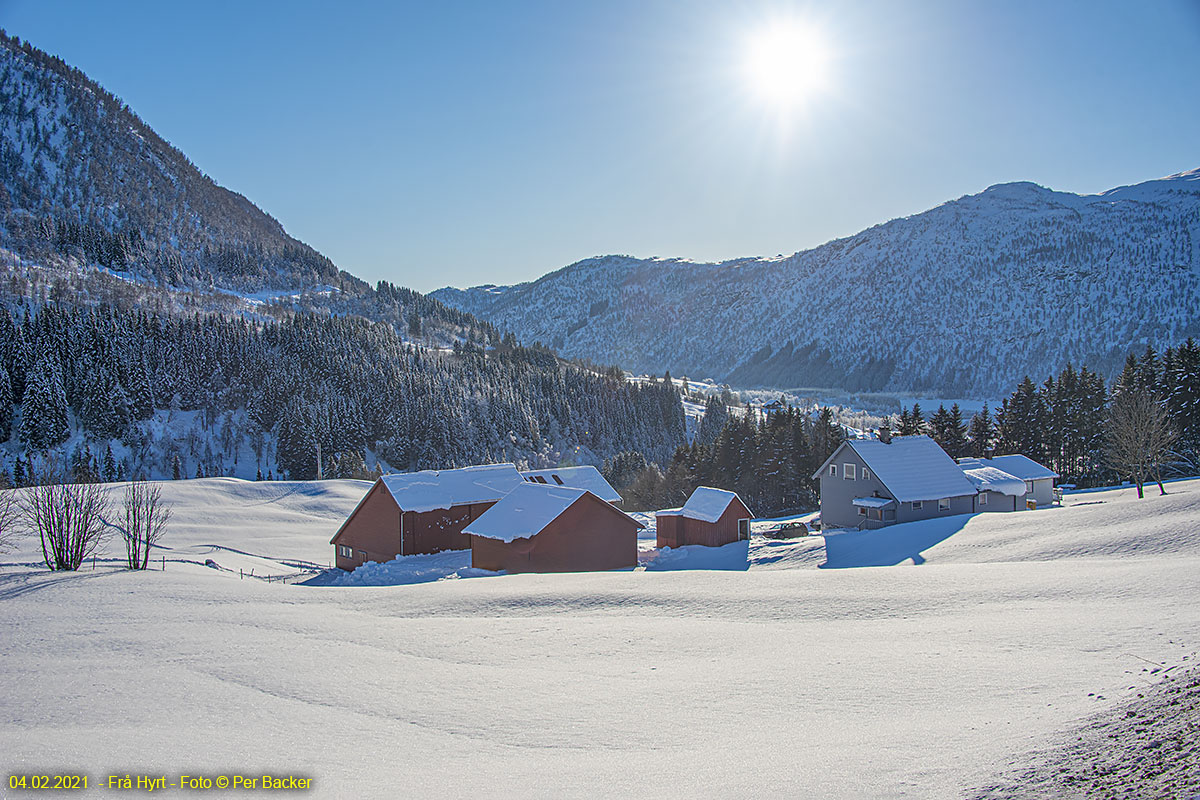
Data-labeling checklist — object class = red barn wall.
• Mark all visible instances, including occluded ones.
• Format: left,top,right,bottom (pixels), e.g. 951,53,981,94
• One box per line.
333,482,495,570
471,495,638,573
332,481,401,570
400,502,493,556
655,515,682,549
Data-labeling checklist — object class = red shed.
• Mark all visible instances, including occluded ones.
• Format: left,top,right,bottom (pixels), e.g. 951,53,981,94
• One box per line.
656,487,753,549
466,483,644,573
330,464,525,570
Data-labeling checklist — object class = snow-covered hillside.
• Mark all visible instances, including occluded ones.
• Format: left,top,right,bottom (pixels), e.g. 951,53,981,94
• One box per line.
2,478,1198,797
434,169,1200,396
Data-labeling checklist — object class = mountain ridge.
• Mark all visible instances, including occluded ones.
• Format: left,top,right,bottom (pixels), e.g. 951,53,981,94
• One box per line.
433,170,1200,396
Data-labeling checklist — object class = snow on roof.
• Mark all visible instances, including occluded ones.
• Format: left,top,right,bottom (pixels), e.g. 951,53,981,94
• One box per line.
842,436,979,503
852,496,895,509
379,464,525,513
960,465,1026,497
520,466,621,503
677,486,748,523
463,483,586,543
961,455,1059,481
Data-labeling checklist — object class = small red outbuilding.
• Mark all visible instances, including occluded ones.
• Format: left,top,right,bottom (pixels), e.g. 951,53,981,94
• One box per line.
656,487,753,549
466,482,644,573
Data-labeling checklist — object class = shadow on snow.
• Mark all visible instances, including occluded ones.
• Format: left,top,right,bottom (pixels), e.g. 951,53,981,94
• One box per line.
644,540,750,571
820,515,970,569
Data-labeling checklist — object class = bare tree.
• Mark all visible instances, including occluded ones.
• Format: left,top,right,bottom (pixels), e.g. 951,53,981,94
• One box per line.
0,488,19,553
1105,387,1178,498
122,481,171,570
21,461,113,570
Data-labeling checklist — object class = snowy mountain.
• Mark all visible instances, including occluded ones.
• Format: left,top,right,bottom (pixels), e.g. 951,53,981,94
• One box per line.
434,170,1200,396
0,30,487,341
0,31,688,482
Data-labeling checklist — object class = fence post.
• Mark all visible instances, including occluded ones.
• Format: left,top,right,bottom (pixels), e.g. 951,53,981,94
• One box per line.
162,556,165,571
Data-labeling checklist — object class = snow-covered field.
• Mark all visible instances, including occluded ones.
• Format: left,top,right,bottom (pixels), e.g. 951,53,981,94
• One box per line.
2,478,1198,798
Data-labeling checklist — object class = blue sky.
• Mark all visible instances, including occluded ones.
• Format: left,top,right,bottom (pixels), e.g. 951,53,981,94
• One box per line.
2,0,1198,293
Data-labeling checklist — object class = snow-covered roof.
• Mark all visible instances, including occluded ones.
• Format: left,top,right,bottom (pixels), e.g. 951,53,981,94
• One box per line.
671,486,750,523
960,455,1058,481
520,466,621,503
379,464,525,513
852,496,895,509
824,436,978,503
960,465,1026,497
464,482,643,543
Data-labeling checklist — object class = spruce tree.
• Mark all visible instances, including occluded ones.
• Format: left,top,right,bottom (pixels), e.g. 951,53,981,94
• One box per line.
19,356,70,450
966,403,995,457
0,366,12,442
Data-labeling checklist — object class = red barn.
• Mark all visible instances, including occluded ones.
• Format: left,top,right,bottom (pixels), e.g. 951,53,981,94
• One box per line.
330,464,525,570
656,487,753,549
466,483,644,573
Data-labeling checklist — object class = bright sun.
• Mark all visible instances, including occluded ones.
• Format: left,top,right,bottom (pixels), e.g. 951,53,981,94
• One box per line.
743,22,833,108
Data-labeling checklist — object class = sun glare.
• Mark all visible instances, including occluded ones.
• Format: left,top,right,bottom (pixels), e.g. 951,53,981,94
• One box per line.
743,21,833,108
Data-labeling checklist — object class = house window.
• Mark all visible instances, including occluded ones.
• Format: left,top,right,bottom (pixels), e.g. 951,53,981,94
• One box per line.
738,519,750,540
338,545,352,558
1024,480,1034,494
829,464,838,477
552,475,564,485
912,501,922,510
844,463,856,480
857,506,867,516
535,476,548,484
862,468,871,481
938,498,950,512
979,493,988,506
358,550,367,561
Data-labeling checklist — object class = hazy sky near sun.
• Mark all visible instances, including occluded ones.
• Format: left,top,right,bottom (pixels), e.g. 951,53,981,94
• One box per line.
2,0,1199,293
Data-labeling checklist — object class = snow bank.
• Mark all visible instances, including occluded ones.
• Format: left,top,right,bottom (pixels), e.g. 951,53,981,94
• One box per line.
309,550,495,587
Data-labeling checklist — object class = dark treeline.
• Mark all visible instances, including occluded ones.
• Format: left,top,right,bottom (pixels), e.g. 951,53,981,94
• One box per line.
606,405,846,517
0,300,687,486
605,339,1200,517
898,340,1200,487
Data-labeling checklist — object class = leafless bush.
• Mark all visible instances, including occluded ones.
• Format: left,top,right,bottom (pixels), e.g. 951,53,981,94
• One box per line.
21,461,113,570
0,488,19,553
122,481,171,570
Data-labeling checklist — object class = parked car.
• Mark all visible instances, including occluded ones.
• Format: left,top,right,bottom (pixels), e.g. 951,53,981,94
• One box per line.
763,520,809,539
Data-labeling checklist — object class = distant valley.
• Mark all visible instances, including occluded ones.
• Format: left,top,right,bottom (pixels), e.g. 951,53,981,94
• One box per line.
434,171,1200,397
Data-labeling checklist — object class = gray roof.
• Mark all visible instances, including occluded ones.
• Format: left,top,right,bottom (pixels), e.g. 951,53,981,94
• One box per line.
379,464,525,512
827,435,979,503
520,466,621,503
958,455,1058,481
960,464,1026,496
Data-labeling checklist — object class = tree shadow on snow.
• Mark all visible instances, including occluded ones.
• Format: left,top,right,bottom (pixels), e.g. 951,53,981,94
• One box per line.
820,516,970,569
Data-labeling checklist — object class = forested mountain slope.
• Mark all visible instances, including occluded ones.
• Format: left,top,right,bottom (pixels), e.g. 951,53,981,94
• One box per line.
435,171,1200,397
0,31,686,482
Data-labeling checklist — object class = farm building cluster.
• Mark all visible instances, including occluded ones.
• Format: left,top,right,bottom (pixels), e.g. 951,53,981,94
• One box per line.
331,436,1059,574
814,435,1058,530
330,462,754,574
